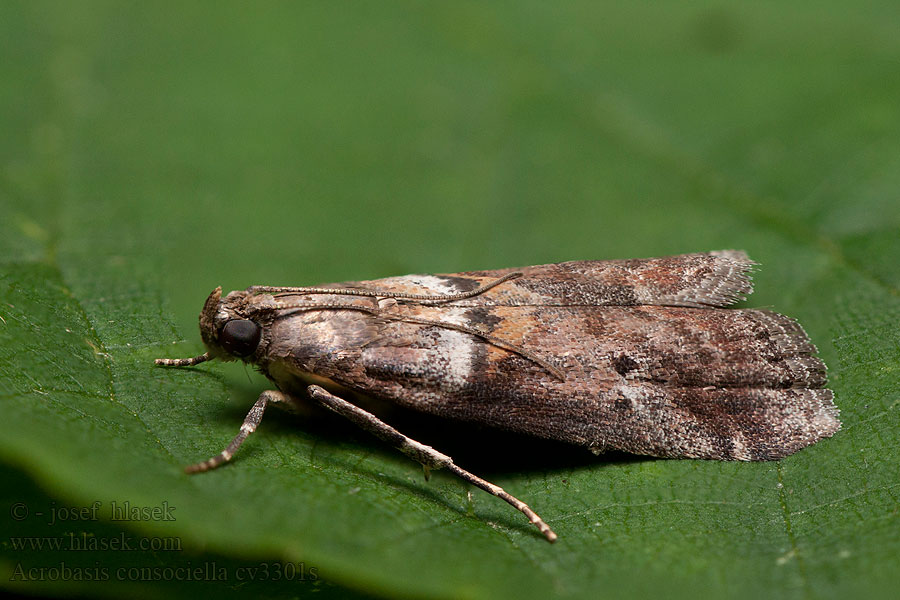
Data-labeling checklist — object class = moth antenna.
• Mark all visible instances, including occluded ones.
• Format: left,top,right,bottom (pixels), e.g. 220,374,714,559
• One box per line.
415,272,522,304
254,302,565,380
250,302,379,315
248,272,523,303
155,352,211,367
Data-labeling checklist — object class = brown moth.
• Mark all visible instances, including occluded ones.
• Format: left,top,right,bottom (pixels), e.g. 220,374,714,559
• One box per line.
156,250,840,542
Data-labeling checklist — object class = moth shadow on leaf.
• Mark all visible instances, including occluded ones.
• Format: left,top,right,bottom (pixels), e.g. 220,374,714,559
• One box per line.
220,387,646,540
231,386,643,476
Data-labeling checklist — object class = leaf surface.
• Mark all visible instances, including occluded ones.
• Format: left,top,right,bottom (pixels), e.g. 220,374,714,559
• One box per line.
1,2,898,599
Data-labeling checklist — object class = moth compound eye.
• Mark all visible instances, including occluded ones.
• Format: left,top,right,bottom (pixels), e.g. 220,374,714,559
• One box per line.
219,319,261,357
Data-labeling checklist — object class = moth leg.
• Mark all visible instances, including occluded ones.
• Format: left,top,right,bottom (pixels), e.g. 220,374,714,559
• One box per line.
184,390,282,474
306,384,558,543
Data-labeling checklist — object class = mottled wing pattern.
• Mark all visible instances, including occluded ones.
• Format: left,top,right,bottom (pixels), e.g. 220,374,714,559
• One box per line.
334,305,837,460
274,251,839,460
341,250,755,308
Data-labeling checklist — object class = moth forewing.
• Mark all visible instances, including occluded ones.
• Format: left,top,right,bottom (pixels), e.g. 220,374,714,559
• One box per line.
156,250,839,543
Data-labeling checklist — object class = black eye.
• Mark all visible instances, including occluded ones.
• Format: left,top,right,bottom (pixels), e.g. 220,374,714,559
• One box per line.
220,319,261,357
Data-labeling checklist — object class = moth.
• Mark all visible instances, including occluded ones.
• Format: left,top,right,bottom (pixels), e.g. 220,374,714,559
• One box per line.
156,250,840,542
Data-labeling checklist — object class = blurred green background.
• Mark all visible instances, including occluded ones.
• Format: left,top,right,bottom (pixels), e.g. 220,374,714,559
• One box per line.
1,1,898,599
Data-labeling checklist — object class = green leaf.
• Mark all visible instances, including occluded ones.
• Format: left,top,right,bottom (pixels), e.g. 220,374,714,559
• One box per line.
1,2,898,599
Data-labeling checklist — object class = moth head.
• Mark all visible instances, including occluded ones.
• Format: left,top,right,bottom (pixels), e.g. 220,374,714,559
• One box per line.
155,287,263,368
200,287,264,361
